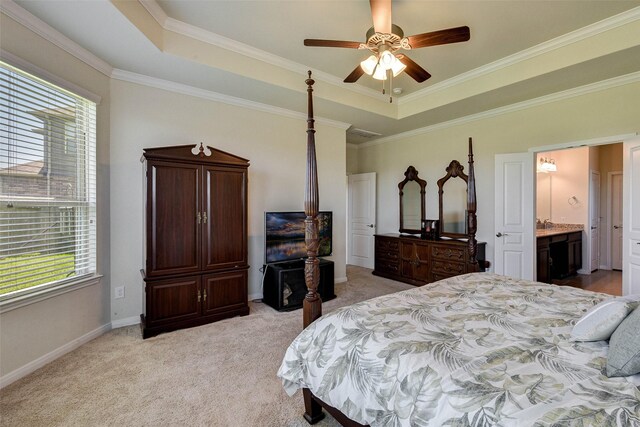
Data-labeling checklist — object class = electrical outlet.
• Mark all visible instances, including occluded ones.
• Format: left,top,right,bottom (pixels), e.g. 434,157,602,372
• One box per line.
115,286,125,299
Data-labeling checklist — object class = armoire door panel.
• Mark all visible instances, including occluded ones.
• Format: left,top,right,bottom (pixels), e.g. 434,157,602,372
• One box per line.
147,161,201,276
203,166,247,269
146,276,201,326
202,270,248,316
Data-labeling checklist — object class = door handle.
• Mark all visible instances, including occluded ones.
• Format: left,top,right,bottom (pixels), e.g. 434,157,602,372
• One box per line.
367,224,374,228
591,226,597,230
496,232,508,237
613,225,622,229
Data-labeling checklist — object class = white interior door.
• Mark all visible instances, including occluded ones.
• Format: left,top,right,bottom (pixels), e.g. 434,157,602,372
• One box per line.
611,172,623,270
623,138,640,295
494,153,534,280
347,173,376,268
590,170,600,271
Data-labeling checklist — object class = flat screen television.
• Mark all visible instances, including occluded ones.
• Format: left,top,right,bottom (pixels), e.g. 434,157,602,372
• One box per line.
264,211,332,264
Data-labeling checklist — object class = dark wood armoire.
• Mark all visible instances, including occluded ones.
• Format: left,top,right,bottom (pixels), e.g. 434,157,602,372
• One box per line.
141,144,249,338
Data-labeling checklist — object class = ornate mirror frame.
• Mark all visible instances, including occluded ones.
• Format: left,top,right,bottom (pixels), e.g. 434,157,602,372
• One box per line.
437,160,469,239
398,166,427,234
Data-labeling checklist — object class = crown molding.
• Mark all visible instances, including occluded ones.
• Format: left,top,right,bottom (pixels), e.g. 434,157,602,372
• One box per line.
138,0,385,103
0,0,113,77
139,0,167,27
360,71,640,148
111,69,351,130
399,6,640,105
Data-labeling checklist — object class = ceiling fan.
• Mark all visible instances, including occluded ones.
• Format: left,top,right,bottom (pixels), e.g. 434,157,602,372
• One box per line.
304,0,470,87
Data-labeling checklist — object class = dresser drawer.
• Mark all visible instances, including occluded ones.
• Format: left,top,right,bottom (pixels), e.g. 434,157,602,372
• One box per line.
431,245,465,262
376,237,400,253
432,259,465,275
376,259,400,275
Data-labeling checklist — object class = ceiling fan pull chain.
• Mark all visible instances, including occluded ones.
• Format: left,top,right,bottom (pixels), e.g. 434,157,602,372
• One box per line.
389,70,393,103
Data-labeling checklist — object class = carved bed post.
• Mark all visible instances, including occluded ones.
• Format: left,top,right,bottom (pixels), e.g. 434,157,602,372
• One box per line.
303,71,322,328
467,137,478,270
301,71,326,424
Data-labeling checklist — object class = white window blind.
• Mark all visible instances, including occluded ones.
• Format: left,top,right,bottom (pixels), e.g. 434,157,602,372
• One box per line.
0,60,97,296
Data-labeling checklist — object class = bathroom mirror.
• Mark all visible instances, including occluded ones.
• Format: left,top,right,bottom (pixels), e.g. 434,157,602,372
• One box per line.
437,160,469,239
398,166,426,234
536,172,551,222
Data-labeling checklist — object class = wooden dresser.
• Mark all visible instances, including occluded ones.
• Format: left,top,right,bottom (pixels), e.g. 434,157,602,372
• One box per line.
141,144,249,338
374,234,486,286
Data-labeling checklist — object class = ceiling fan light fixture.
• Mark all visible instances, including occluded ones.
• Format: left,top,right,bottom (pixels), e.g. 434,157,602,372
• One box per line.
372,65,387,80
390,56,406,77
379,50,395,70
360,55,378,75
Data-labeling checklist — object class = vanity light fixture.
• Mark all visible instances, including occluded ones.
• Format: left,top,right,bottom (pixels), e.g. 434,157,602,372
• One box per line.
538,157,557,173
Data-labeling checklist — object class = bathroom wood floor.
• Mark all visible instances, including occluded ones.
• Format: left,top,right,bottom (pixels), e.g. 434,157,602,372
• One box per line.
552,270,622,296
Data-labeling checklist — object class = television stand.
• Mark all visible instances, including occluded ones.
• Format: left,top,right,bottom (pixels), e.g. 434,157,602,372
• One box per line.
263,259,335,311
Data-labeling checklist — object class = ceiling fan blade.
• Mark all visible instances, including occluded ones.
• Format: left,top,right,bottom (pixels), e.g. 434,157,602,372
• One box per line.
406,26,470,49
304,39,361,49
344,65,365,83
397,55,431,83
370,0,391,34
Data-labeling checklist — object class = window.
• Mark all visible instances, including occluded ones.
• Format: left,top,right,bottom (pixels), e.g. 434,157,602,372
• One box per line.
0,60,97,298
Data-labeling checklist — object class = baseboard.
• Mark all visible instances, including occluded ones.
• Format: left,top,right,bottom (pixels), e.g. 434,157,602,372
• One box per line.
335,277,347,284
0,323,111,389
248,293,263,302
110,316,141,329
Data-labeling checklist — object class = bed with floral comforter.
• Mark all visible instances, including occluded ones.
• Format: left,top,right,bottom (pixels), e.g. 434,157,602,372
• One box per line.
278,273,640,426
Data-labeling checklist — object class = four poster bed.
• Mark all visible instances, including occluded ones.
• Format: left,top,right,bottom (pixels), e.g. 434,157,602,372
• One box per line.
278,73,640,427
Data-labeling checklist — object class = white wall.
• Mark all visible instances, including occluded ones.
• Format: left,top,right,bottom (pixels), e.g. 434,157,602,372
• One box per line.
346,144,359,175
355,81,640,269
0,14,111,379
109,80,347,322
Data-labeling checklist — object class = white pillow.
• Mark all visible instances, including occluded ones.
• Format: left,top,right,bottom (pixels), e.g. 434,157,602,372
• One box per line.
571,296,640,342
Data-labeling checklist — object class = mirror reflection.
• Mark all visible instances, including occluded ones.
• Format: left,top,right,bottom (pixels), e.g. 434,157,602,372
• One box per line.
398,166,426,234
441,178,467,234
437,160,469,238
537,172,551,221
402,181,422,230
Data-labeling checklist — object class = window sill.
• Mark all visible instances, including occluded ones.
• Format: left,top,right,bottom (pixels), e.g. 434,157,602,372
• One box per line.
0,275,103,314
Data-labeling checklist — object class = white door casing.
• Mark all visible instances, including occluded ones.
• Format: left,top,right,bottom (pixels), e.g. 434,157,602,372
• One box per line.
494,153,535,280
347,173,376,268
589,170,600,272
610,172,623,270
623,138,640,295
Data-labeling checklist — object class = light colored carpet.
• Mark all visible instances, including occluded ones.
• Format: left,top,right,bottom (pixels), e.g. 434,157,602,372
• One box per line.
0,266,411,427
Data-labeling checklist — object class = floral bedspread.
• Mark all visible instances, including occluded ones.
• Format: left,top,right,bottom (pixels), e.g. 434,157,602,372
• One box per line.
278,273,640,426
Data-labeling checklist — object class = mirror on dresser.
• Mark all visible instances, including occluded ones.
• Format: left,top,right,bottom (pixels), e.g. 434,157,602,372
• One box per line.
373,139,487,286
398,166,426,235
437,160,469,239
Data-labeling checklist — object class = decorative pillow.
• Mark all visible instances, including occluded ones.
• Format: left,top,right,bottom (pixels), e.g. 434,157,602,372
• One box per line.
571,296,640,342
607,307,640,377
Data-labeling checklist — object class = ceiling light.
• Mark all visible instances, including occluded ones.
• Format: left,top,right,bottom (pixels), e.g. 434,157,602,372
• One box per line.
390,57,406,77
360,55,378,75
372,65,387,80
379,50,395,70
